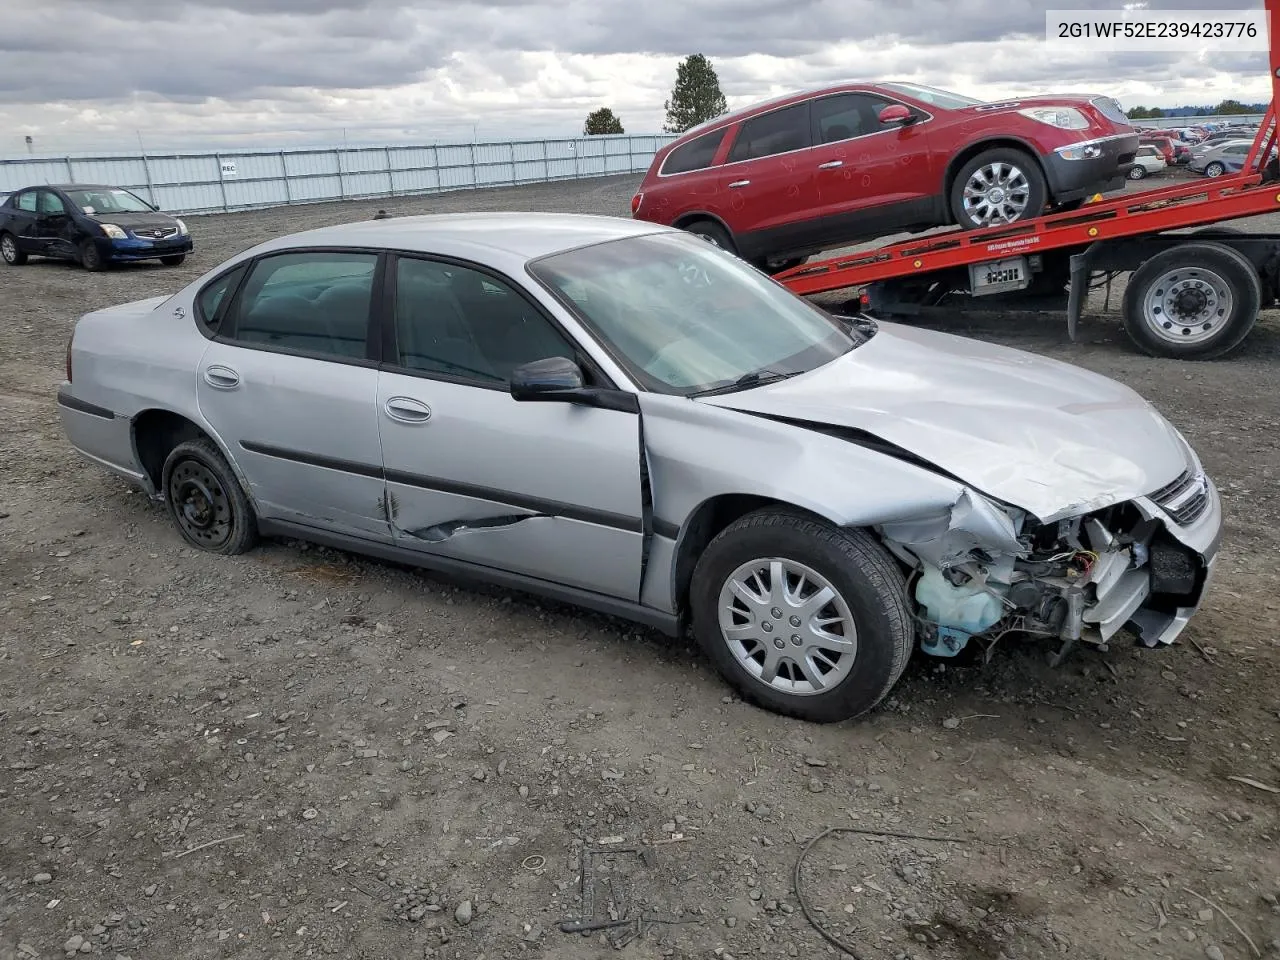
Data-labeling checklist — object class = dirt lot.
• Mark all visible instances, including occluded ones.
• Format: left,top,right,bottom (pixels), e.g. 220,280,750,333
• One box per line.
1,172,1278,960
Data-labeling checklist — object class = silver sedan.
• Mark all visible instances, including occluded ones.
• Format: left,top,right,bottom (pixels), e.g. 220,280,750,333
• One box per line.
56,212,1222,723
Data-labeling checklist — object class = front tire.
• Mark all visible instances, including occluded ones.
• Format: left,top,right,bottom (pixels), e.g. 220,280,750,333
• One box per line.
0,232,27,265
949,148,1048,230
689,509,912,723
161,438,258,555
80,240,106,272
1121,241,1260,360
1204,161,1226,178
160,254,186,267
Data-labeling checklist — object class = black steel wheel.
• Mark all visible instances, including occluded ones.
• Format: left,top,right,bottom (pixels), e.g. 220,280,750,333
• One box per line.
161,438,258,554
160,254,186,267
80,240,106,272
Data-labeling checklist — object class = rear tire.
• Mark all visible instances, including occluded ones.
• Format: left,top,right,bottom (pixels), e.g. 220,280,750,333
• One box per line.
1204,161,1226,178
161,438,258,555
80,240,106,272
1128,165,1147,180
1121,241,1260,360
0,232,27,265
689,509,912,724
949,147,1048,230
683,219,737,254
160,254,186,267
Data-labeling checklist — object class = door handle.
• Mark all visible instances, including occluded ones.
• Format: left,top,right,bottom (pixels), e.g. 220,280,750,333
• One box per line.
203,364,240,389
818,160,844,169
384,396,432,423
728,179,751,188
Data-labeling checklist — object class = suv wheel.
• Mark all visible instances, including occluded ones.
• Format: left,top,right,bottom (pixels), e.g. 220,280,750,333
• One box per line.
689,509,912,723
684,220,737,254
950,148,1048,230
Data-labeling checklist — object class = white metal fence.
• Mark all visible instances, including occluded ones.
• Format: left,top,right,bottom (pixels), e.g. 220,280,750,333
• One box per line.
0,134,678,216
1137,114,1267,130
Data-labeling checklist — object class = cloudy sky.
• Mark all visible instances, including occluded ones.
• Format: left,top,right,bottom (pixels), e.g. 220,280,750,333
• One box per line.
1,0,1269,154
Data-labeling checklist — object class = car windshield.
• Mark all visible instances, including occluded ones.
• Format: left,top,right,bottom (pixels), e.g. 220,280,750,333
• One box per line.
65,188,152,214
880,82,982,109
528,232,860,396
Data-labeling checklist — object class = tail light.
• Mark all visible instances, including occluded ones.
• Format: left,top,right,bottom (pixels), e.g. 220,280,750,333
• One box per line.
630,193,643,216
65,331,74,382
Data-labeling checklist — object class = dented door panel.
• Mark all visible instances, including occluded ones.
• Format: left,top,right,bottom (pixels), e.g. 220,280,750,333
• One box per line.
376,370,645,601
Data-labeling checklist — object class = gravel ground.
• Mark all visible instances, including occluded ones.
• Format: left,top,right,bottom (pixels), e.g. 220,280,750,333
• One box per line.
1,171,1279,960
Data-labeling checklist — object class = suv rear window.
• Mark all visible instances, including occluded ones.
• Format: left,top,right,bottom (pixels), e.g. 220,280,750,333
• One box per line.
728,102,812,163
660,128,728,175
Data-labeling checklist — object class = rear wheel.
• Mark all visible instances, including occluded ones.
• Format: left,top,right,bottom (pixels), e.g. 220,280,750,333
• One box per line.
1121,241,1260,360
0,232,27,265
689,509,912,724
160,254,186,267
161,438,258,554
950,148,1048,229
80,240,106,272
1204,161,1226,178
1128,164,1147,180
683,219,737,254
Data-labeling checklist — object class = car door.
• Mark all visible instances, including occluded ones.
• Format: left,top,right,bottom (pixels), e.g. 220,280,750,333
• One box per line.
8,190,42,252
375,253,645,601
808,91,934,239
35,189,78,259
716,101,816,254
194,248,391,541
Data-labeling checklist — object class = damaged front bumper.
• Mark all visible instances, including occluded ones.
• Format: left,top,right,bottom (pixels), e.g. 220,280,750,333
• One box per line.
876,465,1222,659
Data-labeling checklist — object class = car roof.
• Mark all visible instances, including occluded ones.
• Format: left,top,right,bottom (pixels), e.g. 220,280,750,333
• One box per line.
10,184,122,191
249,211,673,262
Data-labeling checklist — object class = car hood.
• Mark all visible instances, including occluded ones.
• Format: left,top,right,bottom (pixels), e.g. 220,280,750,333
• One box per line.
85,211,180,230
698,323,1188,521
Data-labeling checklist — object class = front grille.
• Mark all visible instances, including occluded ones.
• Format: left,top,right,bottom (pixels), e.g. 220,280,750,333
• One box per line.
1092,96,1131,127
131,226,178,240
1148,468,1209,525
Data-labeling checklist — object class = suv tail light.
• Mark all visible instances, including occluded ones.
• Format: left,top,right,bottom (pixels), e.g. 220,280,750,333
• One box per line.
65,330,74,382
630,193,643,216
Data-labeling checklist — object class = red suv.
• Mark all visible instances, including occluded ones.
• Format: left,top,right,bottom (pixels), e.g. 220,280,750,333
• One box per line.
631,81,1138,270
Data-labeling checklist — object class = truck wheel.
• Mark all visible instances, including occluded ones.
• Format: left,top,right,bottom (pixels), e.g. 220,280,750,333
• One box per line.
950,148,1047,229
1122,241,1260,360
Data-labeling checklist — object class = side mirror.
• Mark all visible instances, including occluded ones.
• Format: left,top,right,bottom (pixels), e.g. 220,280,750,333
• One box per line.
878,104,914,127
510,356,585,401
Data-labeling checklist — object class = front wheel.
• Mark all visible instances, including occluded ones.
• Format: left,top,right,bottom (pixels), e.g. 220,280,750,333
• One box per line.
80,240,106,272
949,148,1048,230
689,509,912,723
160,254,186,267
1204,161,1226,178
161,438,259,554
1121,241,1260,360
0,232,27,265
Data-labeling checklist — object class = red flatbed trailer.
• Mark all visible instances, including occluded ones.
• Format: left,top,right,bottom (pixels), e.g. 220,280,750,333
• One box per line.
774,0,1280,360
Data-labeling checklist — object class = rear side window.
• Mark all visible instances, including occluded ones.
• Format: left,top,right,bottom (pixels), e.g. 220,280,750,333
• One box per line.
728,102,812,162
230,251,378,360
660,128,727,175
16,191,37,212
196,264,249,334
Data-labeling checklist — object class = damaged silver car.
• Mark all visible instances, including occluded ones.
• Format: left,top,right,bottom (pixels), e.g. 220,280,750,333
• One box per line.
56,212,1221,723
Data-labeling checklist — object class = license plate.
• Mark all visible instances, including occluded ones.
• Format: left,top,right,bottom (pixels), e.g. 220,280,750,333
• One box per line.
970,256,1029,296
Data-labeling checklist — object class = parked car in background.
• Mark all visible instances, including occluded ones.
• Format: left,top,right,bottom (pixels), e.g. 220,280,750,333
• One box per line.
1189,140,1256,177
55,212,1220,723
632,81,1138,270
1138,134,1176,164
1128,145,1167,179
0,183,192,271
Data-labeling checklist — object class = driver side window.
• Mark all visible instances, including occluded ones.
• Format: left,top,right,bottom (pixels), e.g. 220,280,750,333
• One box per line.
38,191,66,215
391,257,580,386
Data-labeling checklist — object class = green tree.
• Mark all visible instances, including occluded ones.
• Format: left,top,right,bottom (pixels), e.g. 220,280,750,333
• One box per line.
584,107,625,135
663,54,728,133
1213,99,1251,115
1126,105,1164,119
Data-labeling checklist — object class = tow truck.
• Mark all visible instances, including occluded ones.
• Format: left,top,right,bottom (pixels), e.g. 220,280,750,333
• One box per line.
774,0,1280,360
